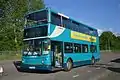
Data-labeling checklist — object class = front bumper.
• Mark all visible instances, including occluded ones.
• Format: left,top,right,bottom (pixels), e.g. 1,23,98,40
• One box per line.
19,63,52,71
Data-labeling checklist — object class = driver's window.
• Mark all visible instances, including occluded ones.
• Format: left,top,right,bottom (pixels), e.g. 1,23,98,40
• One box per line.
43,40,50,54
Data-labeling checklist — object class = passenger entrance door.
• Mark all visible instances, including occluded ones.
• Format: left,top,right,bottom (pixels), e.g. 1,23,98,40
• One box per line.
51,41,63,68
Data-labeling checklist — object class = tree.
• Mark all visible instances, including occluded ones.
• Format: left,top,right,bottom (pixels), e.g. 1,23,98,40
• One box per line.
100,31,114,50
100,31,120,51
28,0,45,11
0,0,45,51
115,36,120,50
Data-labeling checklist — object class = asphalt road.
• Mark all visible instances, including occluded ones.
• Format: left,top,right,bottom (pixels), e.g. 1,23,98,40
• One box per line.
0,53,120,80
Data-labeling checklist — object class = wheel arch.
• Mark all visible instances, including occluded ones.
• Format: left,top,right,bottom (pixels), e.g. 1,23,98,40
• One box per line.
92,55,95,59
67,57,73,66
64,57,73,71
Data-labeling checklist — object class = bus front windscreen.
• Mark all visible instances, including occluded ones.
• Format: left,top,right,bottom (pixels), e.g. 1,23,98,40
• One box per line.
23,39,50,56
25,10,48,27
23,39,42,56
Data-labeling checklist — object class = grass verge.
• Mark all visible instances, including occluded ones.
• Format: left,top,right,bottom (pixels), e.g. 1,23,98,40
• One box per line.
0,51,21,61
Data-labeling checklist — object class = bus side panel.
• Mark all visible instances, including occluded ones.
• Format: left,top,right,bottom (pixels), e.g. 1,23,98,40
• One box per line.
93,45,100,61
92,38,100,61
49,24,100,67
64,53,92,67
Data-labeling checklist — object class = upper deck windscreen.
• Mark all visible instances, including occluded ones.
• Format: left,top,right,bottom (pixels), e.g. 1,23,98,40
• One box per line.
25,10,48,27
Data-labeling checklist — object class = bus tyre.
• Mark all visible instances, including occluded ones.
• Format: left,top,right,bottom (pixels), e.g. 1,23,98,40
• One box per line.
91,57,95,65
64,59,72,71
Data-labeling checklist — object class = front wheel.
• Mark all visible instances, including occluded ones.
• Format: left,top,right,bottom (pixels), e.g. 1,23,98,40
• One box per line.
64,59,72,71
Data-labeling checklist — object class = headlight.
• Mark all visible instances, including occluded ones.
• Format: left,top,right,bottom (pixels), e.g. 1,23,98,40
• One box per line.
28,52,32,55
23,52,28,55
42,60,44,64
22,60,25,63
33,52,38,56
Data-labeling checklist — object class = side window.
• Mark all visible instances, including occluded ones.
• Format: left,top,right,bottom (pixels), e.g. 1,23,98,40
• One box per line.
51,12,61,26
93,30,98,36
64,42,73,53
88,27,98,37
79,24,85,33
90,45,97,53
83,26,89,35
82,44,88,53
71,21,79,32
79,24,92,35
74,43,81,53
62,17,71,29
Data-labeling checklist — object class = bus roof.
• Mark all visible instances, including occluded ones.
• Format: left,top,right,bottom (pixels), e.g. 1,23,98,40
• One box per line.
25,8,97,31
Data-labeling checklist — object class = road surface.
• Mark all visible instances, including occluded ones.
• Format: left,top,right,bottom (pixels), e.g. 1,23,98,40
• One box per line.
0,52,120,80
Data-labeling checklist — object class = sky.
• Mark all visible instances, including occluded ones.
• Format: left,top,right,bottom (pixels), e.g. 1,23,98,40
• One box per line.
44,0,120,35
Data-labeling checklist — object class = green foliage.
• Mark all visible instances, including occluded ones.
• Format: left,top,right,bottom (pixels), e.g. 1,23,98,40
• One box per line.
0,0,45,51
100,31,120,51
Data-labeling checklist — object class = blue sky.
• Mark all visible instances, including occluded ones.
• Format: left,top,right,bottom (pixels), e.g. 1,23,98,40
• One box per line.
44,0,120,34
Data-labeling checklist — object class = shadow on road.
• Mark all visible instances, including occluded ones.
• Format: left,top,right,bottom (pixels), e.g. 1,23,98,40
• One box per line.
88,63,113,68
13,61,62,74
111,58,120,63
106,58,120,73
89,58,120,73
107,67,120,73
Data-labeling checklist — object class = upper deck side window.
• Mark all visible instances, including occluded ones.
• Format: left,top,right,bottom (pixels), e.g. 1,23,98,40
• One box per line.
71,21,79,31
79,24,98,37
88,27,98,36
50,11,98,37
62,17,71,29
51,12,61,26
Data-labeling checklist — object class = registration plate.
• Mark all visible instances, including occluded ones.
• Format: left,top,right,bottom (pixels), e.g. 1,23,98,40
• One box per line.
29,66,35,69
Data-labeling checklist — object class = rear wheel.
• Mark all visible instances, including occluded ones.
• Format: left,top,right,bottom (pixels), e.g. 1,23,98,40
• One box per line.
64,59,72,71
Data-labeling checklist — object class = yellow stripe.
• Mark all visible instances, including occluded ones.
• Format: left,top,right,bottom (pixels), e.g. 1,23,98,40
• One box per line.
71,31,96,42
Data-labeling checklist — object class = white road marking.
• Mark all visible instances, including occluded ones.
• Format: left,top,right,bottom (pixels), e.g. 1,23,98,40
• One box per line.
95,67,101,70
73,74,79,78
101,74,105,77
87,70,92,73
108,62,112,64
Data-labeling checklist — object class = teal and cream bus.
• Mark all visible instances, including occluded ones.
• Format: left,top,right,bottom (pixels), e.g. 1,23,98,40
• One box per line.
21,8,100,71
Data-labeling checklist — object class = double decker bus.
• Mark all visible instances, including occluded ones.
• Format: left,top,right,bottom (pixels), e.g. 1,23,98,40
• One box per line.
21,8,100,71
